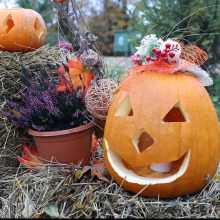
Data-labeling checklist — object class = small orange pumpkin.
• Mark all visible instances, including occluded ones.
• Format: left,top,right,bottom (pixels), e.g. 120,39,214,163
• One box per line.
56,59,94,93
103,69,220,198
0,8,47,52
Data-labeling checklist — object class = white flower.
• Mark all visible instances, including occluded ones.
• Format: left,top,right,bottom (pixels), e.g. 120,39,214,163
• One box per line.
135,34,163,57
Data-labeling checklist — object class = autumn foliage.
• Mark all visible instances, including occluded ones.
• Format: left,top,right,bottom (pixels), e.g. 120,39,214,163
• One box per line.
56,59,94,93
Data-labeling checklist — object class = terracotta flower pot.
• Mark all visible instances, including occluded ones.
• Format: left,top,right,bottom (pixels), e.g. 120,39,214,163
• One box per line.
28,122,94,165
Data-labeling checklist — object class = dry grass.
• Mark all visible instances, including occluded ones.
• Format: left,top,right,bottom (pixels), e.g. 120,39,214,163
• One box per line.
0,164,219,218
0,46,220,218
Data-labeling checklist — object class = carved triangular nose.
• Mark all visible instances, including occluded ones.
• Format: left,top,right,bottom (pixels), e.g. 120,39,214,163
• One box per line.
132,129,154,153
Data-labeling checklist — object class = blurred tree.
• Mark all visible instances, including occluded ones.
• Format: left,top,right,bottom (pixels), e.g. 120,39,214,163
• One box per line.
16,0,59,45
55,0,89,46
88,0,130,55
16,0,132,54
17,0,53,23
130,0,220,67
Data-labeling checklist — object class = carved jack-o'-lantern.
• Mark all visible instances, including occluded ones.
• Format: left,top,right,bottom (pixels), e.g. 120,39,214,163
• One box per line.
103,68,220,198
0,8,47,52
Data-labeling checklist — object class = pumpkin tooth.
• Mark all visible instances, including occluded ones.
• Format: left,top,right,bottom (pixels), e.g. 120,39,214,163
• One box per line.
150,162,172,173
38,31,44,40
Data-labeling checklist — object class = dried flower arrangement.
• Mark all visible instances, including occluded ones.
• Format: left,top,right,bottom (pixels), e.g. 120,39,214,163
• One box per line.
50,0,119,124
130,34,212,86
4,64,91,132
51,0,105,82
2,61,95,165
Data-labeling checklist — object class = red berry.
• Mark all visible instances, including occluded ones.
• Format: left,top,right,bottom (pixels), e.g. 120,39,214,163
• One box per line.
161,51,167,57
156,49,161,55
163,57,168,62
165,43,171,48
152,48,157,53
134,60,142,65
146,55,151,61
169,52,175,58
152,57,158,61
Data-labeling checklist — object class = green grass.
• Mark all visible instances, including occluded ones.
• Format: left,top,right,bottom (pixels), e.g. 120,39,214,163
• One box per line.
106,66,126,81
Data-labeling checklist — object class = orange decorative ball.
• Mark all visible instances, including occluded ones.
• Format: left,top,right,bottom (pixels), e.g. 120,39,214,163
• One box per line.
0,8,47,52
103,70,220,198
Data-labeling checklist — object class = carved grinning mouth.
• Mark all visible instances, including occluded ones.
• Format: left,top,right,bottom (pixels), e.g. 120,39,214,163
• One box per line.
104,138,191,185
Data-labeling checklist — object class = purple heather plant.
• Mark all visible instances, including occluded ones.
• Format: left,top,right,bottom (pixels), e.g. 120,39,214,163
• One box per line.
3,65,92,132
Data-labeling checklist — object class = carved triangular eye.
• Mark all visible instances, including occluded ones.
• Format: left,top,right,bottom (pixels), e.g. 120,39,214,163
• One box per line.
162,102,189,122
4,15,14,33
34,17,42,31
115,95,133,116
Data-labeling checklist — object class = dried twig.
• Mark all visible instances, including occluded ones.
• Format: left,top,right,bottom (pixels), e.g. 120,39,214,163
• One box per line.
50,0,106,80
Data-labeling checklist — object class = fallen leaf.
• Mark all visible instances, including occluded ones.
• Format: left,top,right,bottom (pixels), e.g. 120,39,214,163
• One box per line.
213,173,220,181
75,203,85,210
81,163,109,183
18,144,43,169
34,211,44,219
91,134,99,154
44,203,59,218
74,169,83,180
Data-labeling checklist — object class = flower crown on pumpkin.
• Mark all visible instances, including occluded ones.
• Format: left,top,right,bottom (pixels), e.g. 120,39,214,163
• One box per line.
131,34,212,86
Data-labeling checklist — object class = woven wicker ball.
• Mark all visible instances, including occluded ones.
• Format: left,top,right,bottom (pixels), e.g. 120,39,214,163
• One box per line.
85,79,118,120
81,49,99,67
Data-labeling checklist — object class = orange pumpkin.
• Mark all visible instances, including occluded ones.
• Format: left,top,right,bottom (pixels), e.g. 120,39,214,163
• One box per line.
0,8,47,52
56,59,94,93
103,70,220,198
